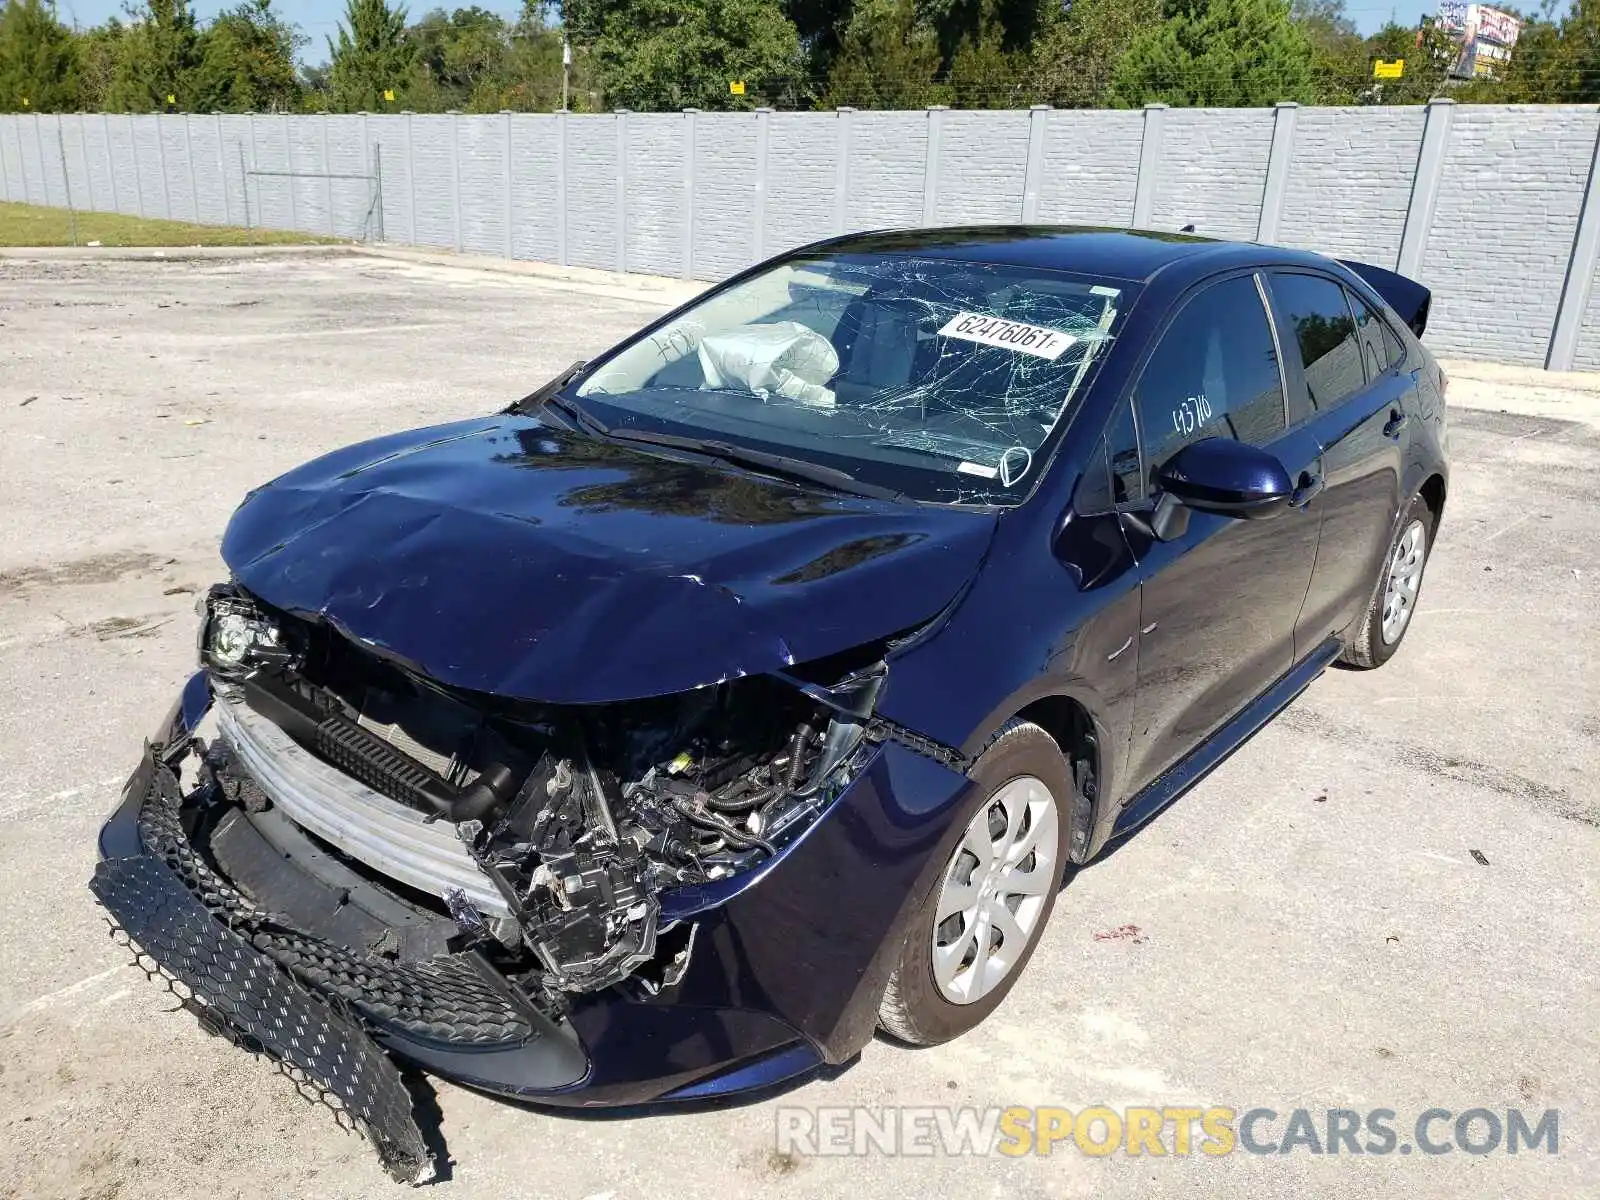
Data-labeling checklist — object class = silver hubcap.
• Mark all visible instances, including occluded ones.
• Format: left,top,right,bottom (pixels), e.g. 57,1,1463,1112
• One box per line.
932,776,1059,1005
1381,519,1427,644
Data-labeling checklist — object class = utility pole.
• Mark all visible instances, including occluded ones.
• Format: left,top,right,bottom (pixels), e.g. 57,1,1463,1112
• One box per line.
562,39,571,112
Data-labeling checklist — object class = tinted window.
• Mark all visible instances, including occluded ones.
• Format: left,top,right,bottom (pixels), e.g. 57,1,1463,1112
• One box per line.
1271,273,1365,410
1134,275,1287,481
1074,399,1140,512
1349,289,1405,379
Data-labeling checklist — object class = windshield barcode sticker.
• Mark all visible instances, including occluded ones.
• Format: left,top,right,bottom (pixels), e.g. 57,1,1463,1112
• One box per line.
937,312,1077,361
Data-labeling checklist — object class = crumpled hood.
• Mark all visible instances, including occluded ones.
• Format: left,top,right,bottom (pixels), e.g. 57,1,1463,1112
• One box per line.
221,416,997,704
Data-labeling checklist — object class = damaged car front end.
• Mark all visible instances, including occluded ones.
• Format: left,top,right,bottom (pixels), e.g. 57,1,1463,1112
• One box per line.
91,235,1138,1179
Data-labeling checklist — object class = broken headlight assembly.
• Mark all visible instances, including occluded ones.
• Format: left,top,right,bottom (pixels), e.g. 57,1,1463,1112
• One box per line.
196,586,886,1007
198,586,295,675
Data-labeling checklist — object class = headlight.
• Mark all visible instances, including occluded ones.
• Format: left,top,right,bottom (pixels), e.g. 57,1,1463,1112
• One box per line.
200,589,289,675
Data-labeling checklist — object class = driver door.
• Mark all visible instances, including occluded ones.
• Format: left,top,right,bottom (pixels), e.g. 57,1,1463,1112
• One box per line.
1121,272,1324,794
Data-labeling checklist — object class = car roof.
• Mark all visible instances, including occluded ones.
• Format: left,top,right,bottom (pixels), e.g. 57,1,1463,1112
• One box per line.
807,225,1336,285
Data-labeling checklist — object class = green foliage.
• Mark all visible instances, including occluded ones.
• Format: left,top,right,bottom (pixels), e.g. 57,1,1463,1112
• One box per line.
1359,19,1457,104
567,0,804,111
1111,0,1315,106
327,0,416,111
0,0,79,112
192,0,303,112
1491,0,1600,102
823,0,949,107
107,0,202,112
1032,0,1162,107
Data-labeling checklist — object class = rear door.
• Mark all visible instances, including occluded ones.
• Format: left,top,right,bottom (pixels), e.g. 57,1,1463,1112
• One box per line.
1265,272,1408,652
1121,272,1324,794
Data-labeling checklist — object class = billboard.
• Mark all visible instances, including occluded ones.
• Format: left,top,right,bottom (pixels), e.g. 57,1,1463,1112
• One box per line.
1436,1,1524,78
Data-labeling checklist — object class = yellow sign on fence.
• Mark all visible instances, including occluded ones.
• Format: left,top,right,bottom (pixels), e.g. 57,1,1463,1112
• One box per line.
729,80,746,95
1373,59,1405,79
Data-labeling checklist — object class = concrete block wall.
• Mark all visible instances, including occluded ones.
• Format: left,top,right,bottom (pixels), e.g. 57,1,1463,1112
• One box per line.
3,103,1599,370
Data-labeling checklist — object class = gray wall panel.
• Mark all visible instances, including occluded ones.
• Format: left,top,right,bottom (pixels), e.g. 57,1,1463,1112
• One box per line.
158,116,196,221
1278,106,1424,263
367,115,412,244
325,115,370,240
457,115,509,256
692,112,759,277
845,110,926,230
626,113,685,277
936,111,1029,223
1420,105,1592,364
1,119,24,202
763,113,838,256
564,115,619,270
408,114,459,249
1151,107,1275,239
187,115,226,225
3,106,1599,369
508,115,560,262
1036,110,1143,226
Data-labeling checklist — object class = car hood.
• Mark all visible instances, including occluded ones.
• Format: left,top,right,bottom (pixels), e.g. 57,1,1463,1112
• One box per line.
222,416,997,704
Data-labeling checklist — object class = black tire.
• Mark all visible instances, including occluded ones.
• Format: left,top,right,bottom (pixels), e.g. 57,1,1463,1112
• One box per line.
1341,492,1435,669
877,720,1074,1046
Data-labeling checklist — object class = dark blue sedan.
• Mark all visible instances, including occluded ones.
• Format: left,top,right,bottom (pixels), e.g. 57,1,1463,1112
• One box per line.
92,227,1448,1180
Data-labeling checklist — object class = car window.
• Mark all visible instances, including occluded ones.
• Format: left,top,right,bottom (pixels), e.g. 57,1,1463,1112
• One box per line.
1073,397,1142,514
1106,395,1141,505
1270,272,1365,410
1133,275,1286,483
1348,289,1405,380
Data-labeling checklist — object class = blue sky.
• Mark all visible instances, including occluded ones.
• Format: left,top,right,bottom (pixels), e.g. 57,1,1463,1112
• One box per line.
56,0,1439,64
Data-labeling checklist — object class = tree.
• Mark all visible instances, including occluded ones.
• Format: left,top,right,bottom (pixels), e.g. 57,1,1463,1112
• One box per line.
1111,0,1316,107
0,0,79,112
192,0,303,112
1491,0,1600,102
1033,0,1162,107
822,0,949,107
501,1,575,110
566,0,804,111
328,0,416,111
75,20,126,110
947,0,1033,108
1361,19,1457,104
106,0,203,111
1291,0,1367,102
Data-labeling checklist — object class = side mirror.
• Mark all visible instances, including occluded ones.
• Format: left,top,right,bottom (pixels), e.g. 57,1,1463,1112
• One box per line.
1156,438,1294,521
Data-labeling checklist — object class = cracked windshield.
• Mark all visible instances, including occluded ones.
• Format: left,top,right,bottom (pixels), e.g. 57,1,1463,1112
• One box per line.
575,254,1128,504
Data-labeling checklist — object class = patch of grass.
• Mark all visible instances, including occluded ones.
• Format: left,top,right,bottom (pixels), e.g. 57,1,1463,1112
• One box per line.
0,201,345,248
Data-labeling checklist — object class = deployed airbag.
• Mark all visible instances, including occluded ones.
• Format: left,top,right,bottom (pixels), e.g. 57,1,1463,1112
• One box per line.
697,322,839,408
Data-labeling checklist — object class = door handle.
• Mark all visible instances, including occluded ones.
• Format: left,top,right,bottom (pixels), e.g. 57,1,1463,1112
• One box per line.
1290,471,1324,508
1383,409,1409,439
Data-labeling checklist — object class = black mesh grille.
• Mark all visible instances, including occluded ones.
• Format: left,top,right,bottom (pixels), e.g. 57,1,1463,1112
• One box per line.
133,764,534,1047
91,852,434,1184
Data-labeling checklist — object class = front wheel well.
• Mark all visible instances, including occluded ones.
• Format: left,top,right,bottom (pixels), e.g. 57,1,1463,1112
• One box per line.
1013,695,1099,862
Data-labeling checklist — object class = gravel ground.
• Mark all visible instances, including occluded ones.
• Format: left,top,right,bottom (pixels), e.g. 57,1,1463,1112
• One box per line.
0,252,1596,1200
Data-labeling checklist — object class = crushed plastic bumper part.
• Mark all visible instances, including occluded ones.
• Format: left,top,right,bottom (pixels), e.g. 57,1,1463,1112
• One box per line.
91,750,435,1184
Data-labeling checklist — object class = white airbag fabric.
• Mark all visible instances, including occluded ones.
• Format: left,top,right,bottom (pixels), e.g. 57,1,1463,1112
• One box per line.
697,321,839,408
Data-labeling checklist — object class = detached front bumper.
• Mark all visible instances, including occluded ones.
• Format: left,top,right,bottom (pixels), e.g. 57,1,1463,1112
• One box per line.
91,674,979,1175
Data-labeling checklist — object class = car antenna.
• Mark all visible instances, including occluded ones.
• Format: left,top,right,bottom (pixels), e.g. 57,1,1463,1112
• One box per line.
1180,223,1196,233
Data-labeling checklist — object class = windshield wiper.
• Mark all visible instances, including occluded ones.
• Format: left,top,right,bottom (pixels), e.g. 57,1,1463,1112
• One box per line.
606,427,901,502
510,362,610,435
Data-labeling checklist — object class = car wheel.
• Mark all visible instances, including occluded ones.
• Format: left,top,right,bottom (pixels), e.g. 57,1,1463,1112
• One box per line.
1340,492,1435,669
877,720,1073,1046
